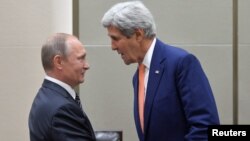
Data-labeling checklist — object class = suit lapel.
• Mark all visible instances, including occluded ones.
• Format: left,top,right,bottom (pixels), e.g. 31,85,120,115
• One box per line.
43,79,96,139
133,39,167,138
144,39,166,134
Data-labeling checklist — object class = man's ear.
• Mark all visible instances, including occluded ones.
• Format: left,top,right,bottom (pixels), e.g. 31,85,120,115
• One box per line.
53,55,63,70
135,28,144,42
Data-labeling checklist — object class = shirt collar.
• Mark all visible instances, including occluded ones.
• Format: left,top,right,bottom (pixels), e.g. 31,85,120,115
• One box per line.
142,38,156,69
45,75,76,99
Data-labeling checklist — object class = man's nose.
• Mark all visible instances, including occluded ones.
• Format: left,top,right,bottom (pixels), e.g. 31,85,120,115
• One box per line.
111,45,118,50
84,62,90,70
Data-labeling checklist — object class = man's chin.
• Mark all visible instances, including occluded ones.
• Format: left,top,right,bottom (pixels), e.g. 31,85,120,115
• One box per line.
123,59,131,65
123,60,135,65
79,79,84,84
124,62,130,65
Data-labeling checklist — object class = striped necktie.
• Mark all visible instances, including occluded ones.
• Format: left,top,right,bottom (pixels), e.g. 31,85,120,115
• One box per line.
75,93,82,109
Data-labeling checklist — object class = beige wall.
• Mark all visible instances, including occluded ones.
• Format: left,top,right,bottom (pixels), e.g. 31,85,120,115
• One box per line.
0,0,72,140
79,0,250,141
238,0,250,124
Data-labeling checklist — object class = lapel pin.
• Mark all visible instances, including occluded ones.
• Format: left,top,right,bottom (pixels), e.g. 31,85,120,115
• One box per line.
155,70,160,74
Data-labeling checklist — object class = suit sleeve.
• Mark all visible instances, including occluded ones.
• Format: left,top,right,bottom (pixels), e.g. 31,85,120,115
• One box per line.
176,54,220,140
51,103,95,141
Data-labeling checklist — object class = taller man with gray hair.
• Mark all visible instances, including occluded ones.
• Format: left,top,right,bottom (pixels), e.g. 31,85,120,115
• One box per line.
101,1,220,141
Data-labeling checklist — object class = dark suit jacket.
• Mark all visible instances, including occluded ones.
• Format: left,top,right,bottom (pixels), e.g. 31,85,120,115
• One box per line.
29,79,96,141
133,39,220,141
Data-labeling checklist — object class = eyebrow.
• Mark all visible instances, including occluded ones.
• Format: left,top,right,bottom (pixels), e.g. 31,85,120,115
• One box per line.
79,53,86,59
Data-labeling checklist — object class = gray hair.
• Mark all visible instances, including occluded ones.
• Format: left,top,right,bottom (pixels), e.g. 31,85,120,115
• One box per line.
101,1,156,38
41,33,74,71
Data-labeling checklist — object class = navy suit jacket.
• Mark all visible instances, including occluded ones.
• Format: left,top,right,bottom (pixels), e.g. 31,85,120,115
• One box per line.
133,39,220,141
29,79,96,141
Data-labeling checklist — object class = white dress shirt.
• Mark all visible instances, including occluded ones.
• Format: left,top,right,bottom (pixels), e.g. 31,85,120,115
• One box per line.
141,38,156,99
45,75,76,100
